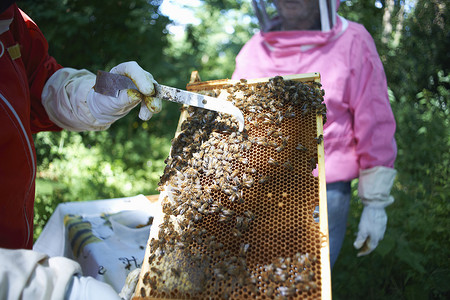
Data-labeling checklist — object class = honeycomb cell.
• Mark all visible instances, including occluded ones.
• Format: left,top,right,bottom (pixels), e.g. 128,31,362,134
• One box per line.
133,75,328,299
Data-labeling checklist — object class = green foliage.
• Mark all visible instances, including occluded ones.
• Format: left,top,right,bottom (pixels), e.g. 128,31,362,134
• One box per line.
18,0,171,73
33,120,173,241
162,0,257,86
334,1,450,298
333,73,450,299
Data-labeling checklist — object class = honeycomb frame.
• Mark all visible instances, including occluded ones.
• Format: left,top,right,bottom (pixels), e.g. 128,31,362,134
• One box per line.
133,72,331,300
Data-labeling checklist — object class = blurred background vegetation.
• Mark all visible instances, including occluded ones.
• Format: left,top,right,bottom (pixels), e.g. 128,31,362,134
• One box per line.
17,0,449,299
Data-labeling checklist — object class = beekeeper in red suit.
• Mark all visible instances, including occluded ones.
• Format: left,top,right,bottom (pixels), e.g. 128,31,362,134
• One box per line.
233,0,397,268
0,1,158,298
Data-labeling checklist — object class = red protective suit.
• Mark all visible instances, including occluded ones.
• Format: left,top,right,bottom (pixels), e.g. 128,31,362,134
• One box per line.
0,4,62,249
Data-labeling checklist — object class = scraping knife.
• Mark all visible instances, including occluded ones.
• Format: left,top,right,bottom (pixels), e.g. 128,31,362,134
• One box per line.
94,70,244,131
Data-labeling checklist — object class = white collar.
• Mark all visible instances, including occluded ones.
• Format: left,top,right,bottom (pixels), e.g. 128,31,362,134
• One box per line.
0,18,12,35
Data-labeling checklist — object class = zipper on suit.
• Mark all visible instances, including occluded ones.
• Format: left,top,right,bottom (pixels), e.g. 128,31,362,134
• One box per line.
0,91,35,246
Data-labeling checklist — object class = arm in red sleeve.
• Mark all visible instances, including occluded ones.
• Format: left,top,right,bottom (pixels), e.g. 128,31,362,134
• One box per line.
18,7,63,133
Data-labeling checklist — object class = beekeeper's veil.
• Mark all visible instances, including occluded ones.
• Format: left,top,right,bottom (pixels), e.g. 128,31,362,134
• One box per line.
252,0,339,32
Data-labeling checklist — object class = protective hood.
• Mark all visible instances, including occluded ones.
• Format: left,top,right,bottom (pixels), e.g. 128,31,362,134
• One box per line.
262,15,348,52
253,0,341,32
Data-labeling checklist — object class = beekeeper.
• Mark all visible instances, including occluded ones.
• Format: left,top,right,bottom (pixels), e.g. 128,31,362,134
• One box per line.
233,0,397,268
0,1,161,250
0,2,158,298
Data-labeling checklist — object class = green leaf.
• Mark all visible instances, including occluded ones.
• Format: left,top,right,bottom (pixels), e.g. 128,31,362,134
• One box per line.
376,234,396,257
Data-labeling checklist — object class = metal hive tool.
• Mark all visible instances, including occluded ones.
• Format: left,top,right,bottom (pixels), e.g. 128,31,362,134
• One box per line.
133,72,331,300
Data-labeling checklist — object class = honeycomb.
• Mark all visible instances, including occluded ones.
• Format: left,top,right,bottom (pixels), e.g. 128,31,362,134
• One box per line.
133,73,331,299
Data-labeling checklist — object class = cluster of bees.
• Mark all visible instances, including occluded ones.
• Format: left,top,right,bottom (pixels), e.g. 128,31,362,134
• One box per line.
139,76,326,299
255,253,319,298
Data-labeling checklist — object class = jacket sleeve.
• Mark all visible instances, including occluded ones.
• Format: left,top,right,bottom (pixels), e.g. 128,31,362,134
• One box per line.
348,25,397,170
0,248,81,300
17,7,63,133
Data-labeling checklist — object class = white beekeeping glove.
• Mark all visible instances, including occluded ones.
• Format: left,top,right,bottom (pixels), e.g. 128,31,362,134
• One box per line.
118,268,141,300
353,166,397,256
42,61,162,132
0,248,120,300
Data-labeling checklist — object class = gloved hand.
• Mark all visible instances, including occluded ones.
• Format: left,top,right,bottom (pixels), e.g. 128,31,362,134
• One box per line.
353,206,387,256
67,276,121,300
107,61,162,121
42,61,162,132
118,268,141,300
353,166,397,256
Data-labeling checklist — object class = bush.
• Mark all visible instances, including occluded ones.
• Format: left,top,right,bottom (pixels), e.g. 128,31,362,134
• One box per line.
332,72,450,299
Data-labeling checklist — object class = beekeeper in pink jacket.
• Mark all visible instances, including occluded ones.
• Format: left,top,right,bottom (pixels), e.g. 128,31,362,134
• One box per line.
233,0,397,268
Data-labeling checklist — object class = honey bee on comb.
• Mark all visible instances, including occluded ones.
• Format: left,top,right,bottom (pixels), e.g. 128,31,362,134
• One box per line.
134,73,329,299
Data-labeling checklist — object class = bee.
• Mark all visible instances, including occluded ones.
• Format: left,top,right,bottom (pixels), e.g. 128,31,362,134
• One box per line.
243,175,254,188
239,243,250,257
232,228,242,238
315,134,324,144
190,200,201,209
229,191,241,203
242,140,252,150
313,211,319,219
245,168,257,174
268,157,279,166
222,209,235,216
226,264,240,276
231,175,241,186
171,267,180,277
310,157,317,170
267,128,276,136
266,286,274,297
218,215,231,223
279,286,296,297
276,115,284,124
309,282,318,290
283,161,294,171
259,175,270,184
274,272,287,283
255,137,267,146
272,130,283,138
229,144,239,153
185,167,198,178
276,145,286,152
210,183,220,191
262,118,274,125
210,202,223,213
142,271,150,285
236,216,244,228
140,287,146,297
302,103,310,115
222,188,233,195
296,143,308,152
238,156,249,165
270,103,278,112
151,267,162,276
230,169,240,178
205,168,215,176
193,212,203,222
208,241,219,253
197,202,209,214
243,211,255,221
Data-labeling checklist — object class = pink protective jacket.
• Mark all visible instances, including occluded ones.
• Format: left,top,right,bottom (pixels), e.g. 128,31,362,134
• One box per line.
232,16,397,183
